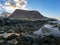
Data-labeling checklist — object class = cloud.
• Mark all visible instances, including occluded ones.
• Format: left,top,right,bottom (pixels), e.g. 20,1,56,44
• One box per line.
0,4,3,7
0,0,28,13
0,4,4,14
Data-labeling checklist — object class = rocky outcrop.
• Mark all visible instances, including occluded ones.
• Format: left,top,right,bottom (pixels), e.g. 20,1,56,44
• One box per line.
8,9,44,19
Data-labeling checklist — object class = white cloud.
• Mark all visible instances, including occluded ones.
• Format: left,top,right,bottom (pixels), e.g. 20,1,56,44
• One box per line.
5,0,27,11
0,0,28,13
0,4,3,7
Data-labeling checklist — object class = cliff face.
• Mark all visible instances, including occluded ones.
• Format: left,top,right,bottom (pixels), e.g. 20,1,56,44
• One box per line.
8,9,44,19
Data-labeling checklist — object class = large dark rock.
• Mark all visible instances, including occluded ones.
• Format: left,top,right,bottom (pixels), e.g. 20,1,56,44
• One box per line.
8,9,44,19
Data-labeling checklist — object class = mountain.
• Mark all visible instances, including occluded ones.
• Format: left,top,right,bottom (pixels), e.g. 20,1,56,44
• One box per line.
8,9,44,20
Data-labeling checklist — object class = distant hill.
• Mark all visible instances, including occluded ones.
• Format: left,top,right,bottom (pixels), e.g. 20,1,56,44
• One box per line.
8,9,44,20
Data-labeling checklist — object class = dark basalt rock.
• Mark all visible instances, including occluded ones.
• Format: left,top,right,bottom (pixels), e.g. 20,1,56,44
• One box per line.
8,9,44,19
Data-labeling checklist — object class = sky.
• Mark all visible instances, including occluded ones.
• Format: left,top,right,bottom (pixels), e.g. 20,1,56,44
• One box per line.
0,0,28,12
27,0,60,20
0,0,60,20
